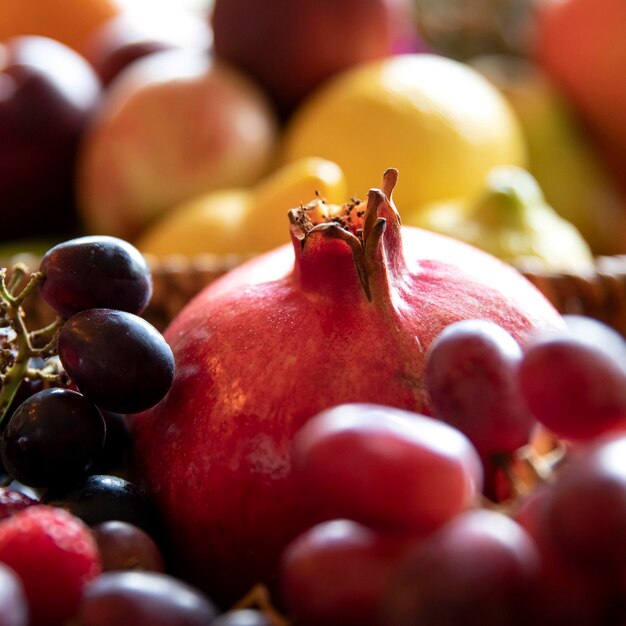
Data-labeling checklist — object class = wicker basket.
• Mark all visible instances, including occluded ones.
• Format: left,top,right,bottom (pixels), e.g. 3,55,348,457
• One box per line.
6,252,626,337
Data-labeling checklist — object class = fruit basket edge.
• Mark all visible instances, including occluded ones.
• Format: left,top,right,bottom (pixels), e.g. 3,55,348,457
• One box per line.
6,251,626,338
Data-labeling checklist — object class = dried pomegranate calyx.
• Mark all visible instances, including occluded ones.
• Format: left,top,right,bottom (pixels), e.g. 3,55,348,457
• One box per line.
288,168,403,300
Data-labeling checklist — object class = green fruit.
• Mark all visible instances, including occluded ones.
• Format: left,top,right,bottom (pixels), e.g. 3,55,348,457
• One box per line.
409,165,595,273
471,54,626,256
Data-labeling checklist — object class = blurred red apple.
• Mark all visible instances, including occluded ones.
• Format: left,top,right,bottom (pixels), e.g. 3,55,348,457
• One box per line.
83,9,213,86
211,0,416,117
76,48,279,241
0,36,101,241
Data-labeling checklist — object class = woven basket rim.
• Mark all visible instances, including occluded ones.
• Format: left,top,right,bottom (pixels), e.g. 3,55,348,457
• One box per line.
6,251,626,336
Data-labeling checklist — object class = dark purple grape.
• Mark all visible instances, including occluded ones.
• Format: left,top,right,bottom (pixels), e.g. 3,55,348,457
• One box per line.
58,308,175,414
39,235,153,318
211,610,273,626
381,509,539,626
0,388,106,487
42,474,159,538
0,487,37,522
90,411,132,475
0,562,28,626
78,570,217,626
93,520,165,573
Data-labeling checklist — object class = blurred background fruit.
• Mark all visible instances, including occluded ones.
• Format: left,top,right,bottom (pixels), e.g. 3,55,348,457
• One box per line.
210,0,419,118
0,0,127,57
281,53,527,216
533,0,626,195
76,48,279,241
82,8,213,86
409,165,594,272
471,54,626,256
413,0,537,59
136,157,347,258
0,35,102,242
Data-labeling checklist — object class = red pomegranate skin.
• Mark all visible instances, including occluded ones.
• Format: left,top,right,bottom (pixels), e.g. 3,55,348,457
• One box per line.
130,170,564,606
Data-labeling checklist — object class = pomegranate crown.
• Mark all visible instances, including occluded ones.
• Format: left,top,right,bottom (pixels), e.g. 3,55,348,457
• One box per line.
288,168,404,300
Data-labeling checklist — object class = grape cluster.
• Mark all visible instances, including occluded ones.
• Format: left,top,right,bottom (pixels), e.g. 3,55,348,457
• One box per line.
0,236,284,626
279,317,626,626
0,235,174,489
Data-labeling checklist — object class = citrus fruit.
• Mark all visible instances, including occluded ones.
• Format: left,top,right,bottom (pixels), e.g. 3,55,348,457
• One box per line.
281,54,527,215
0,0,126,55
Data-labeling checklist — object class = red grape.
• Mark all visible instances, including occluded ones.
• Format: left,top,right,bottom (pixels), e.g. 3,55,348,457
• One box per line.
512,482,618,625
77,571,217,626
92,520,165,573
381,508,540,626
540,433,626,570
425,319,535,460
518,316,626,441
0,562,28,626
279,518,420,626
292,403,482,532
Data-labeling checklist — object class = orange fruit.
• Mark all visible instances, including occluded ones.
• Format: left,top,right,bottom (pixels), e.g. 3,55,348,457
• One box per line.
534,0,626,159
0,0,126,55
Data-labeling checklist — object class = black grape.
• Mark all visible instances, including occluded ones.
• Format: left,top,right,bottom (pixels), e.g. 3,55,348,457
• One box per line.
58,308,174,414
39,235,153,318
42,474,160,538
0,388,106,487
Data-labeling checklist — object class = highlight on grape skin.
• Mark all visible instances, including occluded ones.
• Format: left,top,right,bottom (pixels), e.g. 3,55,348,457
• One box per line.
291,403,483,534
57,308,175,415
518,315,626,441
39,235,153,319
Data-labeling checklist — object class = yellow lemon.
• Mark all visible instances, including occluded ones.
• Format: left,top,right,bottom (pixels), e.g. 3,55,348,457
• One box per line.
281,54,527,215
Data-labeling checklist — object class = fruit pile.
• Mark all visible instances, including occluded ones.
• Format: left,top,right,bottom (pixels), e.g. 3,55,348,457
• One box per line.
2,0,626,264
3,1,626,625
1,177,626,625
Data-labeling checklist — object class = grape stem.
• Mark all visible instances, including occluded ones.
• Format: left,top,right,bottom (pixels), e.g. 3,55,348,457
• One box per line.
0,265,64,428
232,584,291,626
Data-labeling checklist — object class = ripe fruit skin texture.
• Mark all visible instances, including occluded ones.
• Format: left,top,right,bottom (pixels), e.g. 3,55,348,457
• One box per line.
0,505,101,626
131,170,563,605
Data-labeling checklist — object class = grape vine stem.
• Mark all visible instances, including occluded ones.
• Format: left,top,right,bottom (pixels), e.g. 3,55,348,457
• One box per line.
0,265,64,428
232,584,291,626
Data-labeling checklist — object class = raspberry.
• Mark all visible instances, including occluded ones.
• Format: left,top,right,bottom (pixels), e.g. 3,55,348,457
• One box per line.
0,487,37,522
0,504,102,626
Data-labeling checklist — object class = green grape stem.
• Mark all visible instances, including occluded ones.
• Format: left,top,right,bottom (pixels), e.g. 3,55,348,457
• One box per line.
0,266,64,428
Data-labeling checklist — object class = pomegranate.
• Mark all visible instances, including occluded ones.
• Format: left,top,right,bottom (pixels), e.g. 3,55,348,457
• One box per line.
131,169,563,605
